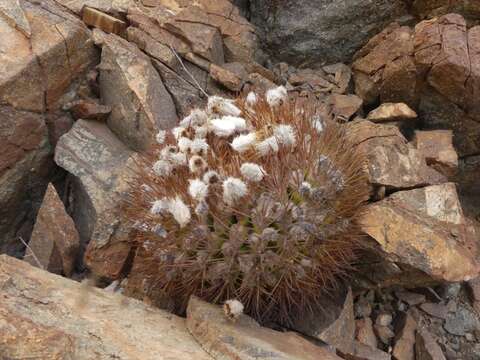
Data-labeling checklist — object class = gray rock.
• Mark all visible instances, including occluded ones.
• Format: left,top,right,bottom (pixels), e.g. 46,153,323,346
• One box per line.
250,0,407,66
444,306,480,336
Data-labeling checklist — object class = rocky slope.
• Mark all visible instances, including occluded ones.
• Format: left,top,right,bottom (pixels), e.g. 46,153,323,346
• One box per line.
0,0,479,359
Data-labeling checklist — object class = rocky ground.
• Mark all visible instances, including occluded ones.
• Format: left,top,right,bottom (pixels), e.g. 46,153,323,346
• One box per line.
1,0,480,359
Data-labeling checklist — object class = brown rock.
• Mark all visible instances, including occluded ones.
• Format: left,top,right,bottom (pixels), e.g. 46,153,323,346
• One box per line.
0,106,53,254
395,291,426,306
65,99,112,121
374,325,395,345
415,328,446,360
25,184,79,276
467,277,480,303
291,288,355,354
356,318,378,349
375,313,393,327
82,6,127,36
45,113,74,147
328,94,363,121
0,0,98,112
361,183,480,283
127,26,177,68
98,32,178,151
348,121,446,190
367,103,417,122
0,0,31,37
392,311,417,360
412,0,480,22
0,254,211,359
186,296,342,360
52,0,136,15
413,130,458,177
342,341,391,360
54,120,135,279
209,63,243,91
419,302,448,320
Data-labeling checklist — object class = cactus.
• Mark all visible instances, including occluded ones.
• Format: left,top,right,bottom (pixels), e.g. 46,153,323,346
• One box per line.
125,87,370,324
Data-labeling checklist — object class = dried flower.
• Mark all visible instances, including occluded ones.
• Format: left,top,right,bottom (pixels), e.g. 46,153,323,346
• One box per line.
178,137,192,153
222,177,248,205
208,96,241,117
203,170,220,184
150,199,169,215
155,130,166,145
172,126,186,140
152,159,173,177
210,116,246,137
168,196,191,228
246,91,258,107
224,299,244,321
189,138,209,155
180,108,208,127
231,132,257,153
189,155,207,174
274,124,296,146
266,86,288,107
188,179,208,202
240,163,265,182
255,136,279,156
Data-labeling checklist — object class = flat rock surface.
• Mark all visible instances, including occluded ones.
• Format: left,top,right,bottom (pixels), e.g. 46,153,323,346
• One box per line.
0,254,212,359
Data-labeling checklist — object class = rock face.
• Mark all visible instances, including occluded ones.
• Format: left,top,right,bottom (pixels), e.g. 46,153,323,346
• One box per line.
412,0,480,22
0,0,97,254
97,32,177,151
250,0,408,65
0,255,212,360
24,183,80,276
353,14,480,157
361,183,480,283
54,120,134,279
186,296,342,360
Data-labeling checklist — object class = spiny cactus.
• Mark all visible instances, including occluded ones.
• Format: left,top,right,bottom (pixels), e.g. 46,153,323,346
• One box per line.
125,87,370,324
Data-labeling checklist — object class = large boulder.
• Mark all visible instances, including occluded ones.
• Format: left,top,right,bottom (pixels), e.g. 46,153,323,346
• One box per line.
361,183,480,283
249,0,408,66
54,120,135,279
353,14,480,157
0,0,98,254
0,255,212,359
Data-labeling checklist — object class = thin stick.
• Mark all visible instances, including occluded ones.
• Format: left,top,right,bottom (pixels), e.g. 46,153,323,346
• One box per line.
169,45,209,98
19,236,44,269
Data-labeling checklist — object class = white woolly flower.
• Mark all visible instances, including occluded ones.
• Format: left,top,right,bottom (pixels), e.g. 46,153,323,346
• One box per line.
195,201,209,216
210,116,246,137
188,179,208,201
155,130,166,145
179,108,208,127
274,124,296,146
222,177,247,205
168,196,191,228
311,116,324,133
194,125,208,139
266,86,288,107
255,136,279,156
150,198,169,215
223,299,244,321
178,137,192,153
190,138,209,155
152,159,173,177
240,163,265,182
246,92,257,107
207,96,241,117
172,126,186,140
203,170,220,184
169,152,187,166
189,155,207,174
231,132,257,153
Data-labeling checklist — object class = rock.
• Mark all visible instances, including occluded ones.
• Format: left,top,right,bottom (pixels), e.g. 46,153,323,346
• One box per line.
45,112,75,147
0,0,31,37
82,6,127,35
65,99,112,121
395,291,426,306
355,294,373,319
467,277,480,303
415,328,446,360
356,318,378,349
0,107,53,254
328,94,363,122
374,325,395,345
413,130,458,178
98,32,177,151
412,0,480,22
291,288,356,354
54,119,135,279
0,0,98,112
360,183,480,283
186,296,342,360
348,121,446,190
209,63,243,91
24,184,79,276
52,0,136,15
342,341,391,360
0,254,211,359
376,313,393,327
367,103,417,122
444,306,480,336
250,0,408,65
419,302,448,320
392,311,417,360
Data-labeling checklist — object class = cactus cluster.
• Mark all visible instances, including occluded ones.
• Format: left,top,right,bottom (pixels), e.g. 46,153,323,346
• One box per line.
125,87,370,324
